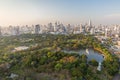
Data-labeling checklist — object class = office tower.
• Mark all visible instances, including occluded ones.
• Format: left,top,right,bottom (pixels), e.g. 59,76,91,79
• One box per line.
35,24,40,34
66,24,73,34
90,26,95,35
80,24,84,33
48,23,53,32
61,24,66,33
8,26,13,35
57,23,66,33
119,25,120,34
105,28,108,37
54,22,58,32
0,26,2,35
89,19,92,28
15,26,20,35
73,25,80,34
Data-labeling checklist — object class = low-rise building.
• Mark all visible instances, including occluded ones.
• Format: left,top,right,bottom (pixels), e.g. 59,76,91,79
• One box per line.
13,46,29,52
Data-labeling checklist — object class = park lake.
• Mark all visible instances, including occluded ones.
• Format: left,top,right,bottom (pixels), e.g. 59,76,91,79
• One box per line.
63,49,104,63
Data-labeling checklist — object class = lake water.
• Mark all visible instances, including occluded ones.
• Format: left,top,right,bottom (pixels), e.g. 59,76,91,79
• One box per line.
63,49,104,62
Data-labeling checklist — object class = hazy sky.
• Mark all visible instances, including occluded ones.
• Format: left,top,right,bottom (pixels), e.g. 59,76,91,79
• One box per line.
0,0,120,26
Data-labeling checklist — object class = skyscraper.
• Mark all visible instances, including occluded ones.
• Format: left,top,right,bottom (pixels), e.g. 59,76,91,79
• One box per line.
105,28,108,37
0,27,2,35
35,24,40,34
89,19,92,28
48,23,53,32
54,22,58,32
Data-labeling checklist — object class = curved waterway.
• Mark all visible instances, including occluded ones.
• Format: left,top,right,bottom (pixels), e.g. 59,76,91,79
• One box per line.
63,49,104,62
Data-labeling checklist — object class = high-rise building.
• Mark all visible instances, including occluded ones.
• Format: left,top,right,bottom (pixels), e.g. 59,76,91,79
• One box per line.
105,28,108,37
88,19,95,34
0,26,2,35
80,24,84,33
54,22,58,32
48,23,53,32
89,19,92,28
35,24,40,34
15,26,20,35
90,26,95,35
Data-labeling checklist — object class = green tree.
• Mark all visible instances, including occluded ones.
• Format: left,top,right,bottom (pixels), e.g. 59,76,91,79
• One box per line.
89,59,98,66
55,63,63,71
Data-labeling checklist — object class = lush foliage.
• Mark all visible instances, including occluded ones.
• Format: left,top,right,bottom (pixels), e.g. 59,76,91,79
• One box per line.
0,34,119,80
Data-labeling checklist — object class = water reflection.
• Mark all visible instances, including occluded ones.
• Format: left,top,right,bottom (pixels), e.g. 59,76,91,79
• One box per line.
63,49,104,62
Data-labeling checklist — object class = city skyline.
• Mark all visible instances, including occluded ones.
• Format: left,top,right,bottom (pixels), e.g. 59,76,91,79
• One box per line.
1,0,120,26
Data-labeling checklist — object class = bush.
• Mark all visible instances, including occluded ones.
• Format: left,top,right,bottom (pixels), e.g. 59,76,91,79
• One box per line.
89,59,98,66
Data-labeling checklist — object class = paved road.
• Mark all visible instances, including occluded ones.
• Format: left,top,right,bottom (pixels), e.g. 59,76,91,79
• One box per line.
113,74,120,80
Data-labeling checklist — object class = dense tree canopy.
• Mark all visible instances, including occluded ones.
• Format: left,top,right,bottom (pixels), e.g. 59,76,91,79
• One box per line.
0,34,119,80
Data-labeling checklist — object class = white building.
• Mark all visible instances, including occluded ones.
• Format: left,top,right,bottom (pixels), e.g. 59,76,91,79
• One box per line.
97,62,102,71
14,46,29,51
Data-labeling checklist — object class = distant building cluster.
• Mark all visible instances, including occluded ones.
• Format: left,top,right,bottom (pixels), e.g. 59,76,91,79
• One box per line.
0,20,120,37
